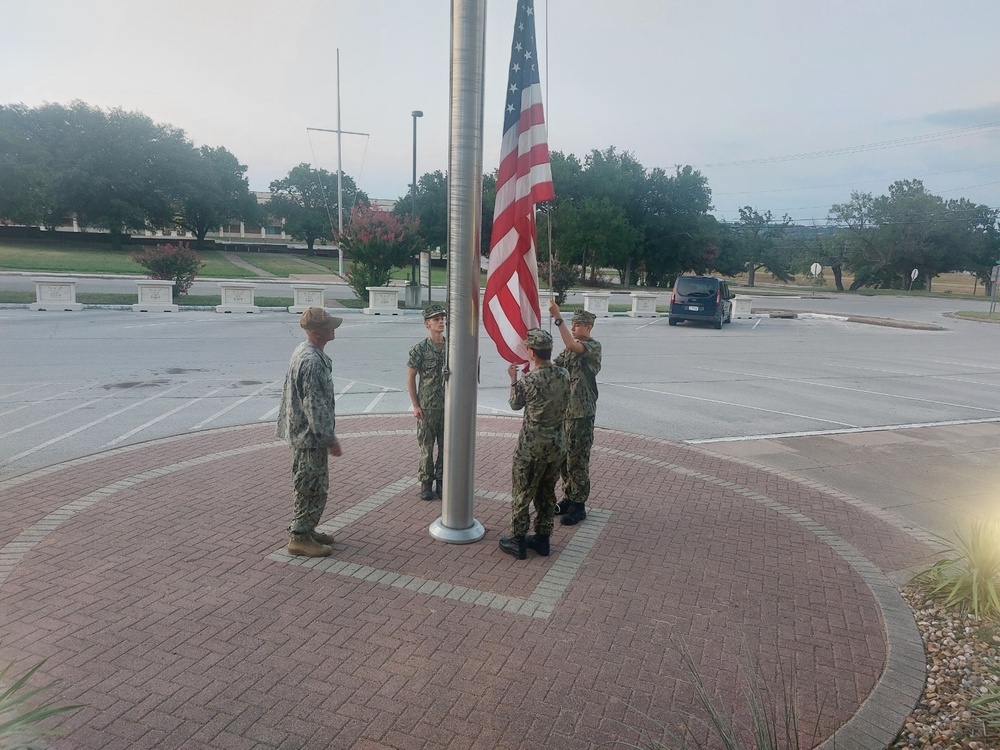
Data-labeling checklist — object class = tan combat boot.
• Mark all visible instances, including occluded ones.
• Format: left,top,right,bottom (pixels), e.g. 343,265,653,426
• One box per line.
287,535,332,557
311,529,334,545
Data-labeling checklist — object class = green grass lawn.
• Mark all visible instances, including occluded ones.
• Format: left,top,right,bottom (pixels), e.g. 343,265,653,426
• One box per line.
236,253,330,277
0,240,256,278
950,311,1000,323
0,291,372,307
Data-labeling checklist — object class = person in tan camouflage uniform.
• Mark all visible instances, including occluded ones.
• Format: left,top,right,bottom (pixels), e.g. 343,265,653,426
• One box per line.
548,301,602,526
499,328,570,560
407,303,447,500
276,307,343,557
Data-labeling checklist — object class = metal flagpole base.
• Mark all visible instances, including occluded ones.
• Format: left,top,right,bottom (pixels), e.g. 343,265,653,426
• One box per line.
429,517,485,544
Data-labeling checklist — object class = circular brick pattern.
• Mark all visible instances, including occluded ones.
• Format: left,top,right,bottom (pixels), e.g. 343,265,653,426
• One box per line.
0,415,929,749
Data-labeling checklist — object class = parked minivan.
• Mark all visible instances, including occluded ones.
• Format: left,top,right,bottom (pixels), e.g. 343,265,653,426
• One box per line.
668,275,734,329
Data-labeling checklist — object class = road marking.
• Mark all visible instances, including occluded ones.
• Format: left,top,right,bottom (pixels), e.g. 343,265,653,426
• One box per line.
695,365,1000,415
0,383,51,402
362,388,389,413
686,416,1000,443
121,319,218,330
104,383,229,447
603,382,858,427
190,381,278,430
2,382,189,466
0,382,97,419
1,395,116,436
258,405,279,421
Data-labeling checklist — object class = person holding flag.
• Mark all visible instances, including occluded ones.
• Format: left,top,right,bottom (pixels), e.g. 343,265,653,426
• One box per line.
548,299,602,525
500,328,569,559
483,0,554,367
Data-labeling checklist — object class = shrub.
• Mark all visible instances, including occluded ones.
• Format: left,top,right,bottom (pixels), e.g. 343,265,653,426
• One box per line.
538,259,578,305
911,519,1000,618
344,262,390,306
337,205,417,303
130,243,204,294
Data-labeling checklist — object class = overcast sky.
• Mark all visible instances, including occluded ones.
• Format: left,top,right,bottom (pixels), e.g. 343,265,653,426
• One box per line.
4,0,999,224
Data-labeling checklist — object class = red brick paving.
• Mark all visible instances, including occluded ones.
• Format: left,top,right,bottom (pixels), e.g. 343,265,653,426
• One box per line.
0,415,933,749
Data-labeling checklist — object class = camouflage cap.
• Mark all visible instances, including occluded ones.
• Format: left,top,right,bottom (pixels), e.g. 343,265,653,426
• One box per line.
299,306,343,331
572,309,597,325
524,328,553,349
422,303,447,320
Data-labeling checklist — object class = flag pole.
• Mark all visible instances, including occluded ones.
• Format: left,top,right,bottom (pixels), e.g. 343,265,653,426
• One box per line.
429,0,487,544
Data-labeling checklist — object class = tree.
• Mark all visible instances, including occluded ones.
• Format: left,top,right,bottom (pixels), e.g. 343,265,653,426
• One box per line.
67,104,194,249
0,105,56,226
732,207,792,287
638,165,717,287
269,163,367,251
174,146,258,250
394,170,448,252
831,181,993,291
337,204,419,301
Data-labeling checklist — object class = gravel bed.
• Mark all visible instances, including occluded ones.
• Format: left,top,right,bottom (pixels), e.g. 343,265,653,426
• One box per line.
891,587,1000,749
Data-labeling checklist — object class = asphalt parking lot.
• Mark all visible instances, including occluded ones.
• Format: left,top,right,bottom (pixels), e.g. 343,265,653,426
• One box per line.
2,291,998,482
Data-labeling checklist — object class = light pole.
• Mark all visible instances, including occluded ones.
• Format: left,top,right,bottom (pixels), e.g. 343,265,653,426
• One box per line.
410,110,423,287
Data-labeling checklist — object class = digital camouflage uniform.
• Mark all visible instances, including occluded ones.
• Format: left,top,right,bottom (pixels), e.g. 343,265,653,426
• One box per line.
508,363,570,537
407,336,446,483
554,336,602,507
276,341,337,540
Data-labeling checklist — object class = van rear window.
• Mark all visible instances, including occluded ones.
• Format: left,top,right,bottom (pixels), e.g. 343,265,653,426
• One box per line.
674,277,718,296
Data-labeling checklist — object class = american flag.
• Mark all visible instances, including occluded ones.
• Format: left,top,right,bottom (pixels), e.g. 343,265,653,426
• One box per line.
483,0,554,366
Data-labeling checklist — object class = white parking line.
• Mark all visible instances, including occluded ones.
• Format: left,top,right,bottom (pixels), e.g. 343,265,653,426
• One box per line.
603,382,859,427
104,383,228,447
0,382,96,419
190,381,278,430
2,395,115,436
3,382,189,466
363,388,389,413
696,365,1000,415
687,416,1000,443
0,383,51,402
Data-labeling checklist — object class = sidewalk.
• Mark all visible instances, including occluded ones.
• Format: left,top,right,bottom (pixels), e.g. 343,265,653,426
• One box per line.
0,414,942,749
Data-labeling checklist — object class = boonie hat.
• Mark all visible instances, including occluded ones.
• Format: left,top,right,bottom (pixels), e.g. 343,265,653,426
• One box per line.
524,328,553,349
299,307,343,331
572,309,597,325
423,303,447,320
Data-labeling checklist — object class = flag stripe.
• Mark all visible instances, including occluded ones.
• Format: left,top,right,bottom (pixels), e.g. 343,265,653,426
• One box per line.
484,0,553,366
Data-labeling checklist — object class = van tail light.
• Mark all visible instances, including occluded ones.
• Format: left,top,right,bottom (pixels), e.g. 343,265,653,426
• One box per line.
670,291,676,304
715,289,721,305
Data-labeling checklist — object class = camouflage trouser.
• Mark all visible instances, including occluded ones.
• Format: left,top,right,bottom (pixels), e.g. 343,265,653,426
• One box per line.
561,416,595,505
289,446,328,539
417,408,444,482
509,448,561,537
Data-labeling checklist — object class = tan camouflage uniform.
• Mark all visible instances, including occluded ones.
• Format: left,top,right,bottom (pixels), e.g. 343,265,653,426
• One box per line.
276,341,337,540
508,364,570,536
554,337,601,506
407,337,446,483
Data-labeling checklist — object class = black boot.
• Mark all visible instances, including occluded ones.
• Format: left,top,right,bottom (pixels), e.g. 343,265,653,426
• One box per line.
560,502,587,526
419,481,434,501
525,533,550,557
433,479,442,498
554,501,568,516
499,535,527,559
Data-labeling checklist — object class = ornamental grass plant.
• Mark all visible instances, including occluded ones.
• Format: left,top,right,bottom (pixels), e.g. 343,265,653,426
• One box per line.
911,519,1000,619
612,644,820,750
0,658,82,750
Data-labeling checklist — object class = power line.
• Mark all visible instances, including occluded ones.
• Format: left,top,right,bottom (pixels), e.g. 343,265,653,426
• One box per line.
697,122,1000,169
713,164,1000,197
